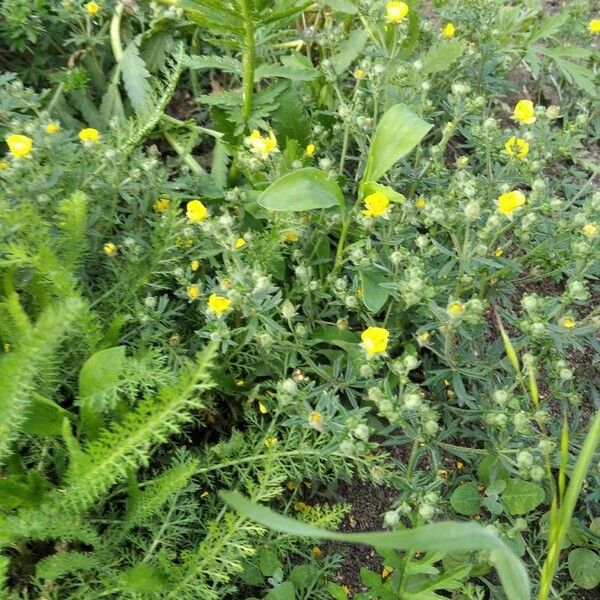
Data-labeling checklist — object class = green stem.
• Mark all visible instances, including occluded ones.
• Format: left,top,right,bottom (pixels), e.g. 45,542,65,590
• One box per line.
240,0,256,128
164,130,205,174
110,2,124,64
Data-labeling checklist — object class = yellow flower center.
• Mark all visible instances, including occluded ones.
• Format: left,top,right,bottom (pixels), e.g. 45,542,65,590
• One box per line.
235,237,247,249
415,197,426,209
86,2,101,15
583,223,598,238
447,301,464,317
283,230,300,242
386,1,409,23
305,143,316,157
361,326,390,355
497,190,526,216
103,242,117,256
249,130,278,159
208,293,231,315
362,191,390,218
46,121,60,134
561,317,576,329
354,68,366,80
513,100,536,125
441,23,455,38
186,199,208,222
79,128,100,144
6,134,33,159
504,136,529,159
153,198,171,213
190,260,200,272
186,285,200,300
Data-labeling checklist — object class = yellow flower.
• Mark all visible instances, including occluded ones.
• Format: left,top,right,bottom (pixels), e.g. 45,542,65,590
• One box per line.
103,242,117,256
495,247,504,257
6,134,33,159
190,259,200,272
362,191,390,218
153,197,171,213
46,121,60,134
207,293,231,315
361,326,390,355
264,436,278,448
186,285,200,300
589,19,600,34
583,223,598,238
79,127,100,144
341,585,350,597
354,67,366,80
186,199,208,222
258,401,268,414
3,343,11,353
416,331,430,346
447,301,464,318
504,136,529,159
382,566,394,578
441,22,456,38
308,410,324,430
311,546,322,558
249,129,278,159
386,1,409,23
512,99,536,125
497,190,526,216
560,317,576,329
305,143,316,157
235,237,247,249
86,1,101,15
415,196,426,209
283,229,300,242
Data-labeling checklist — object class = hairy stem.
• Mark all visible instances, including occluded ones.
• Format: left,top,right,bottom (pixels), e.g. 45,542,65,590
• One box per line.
240,0,256,128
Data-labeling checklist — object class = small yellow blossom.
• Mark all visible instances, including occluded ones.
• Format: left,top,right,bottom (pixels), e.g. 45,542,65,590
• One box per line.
361,326,390,355
497,190,526,216
186,199,208,223
583,223,598,238
264,436,278,448
86,2,101,15
200,491,209,498
295,501,310,512
385,1,409,23
249,129,278,159
4,343,11,353
190,259,200,272
305,143,316,157
447,301,464,318
282,229,300,242
512,99,536,125
589,19,600,34
495,247,504,257
382,566,394,578
235,379,245,387
103,242,117,256
415,196,426,209
362,191,390,218
354,67,366,80
416,331,430,345
79,127,100,144
504,136,529,159
186,285,200,300
456,461,464,471
0,161,9,171
308,410,324,430
46,121,60,134
235,237,247,249
153,197,171,213
258,401,268,414
560,317,576,329
341,585,350,597
6,134,33,159
311,546,322,558
207,293,231,315
441,22,456,38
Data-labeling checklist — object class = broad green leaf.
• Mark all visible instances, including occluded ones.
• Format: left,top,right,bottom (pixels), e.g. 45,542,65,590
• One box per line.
363,104,432,183
186,55,242,73
266,581,295,600
450,482,482,516
259,547,281,577
332,29,368,74
255,54,319,82
325,0,357,13
568,549,600,589
422,39,466,75
258,168,344,212
501,479,545,515
21,393,72,436
79,346,126,406
360,270,391,313
120,43,151,111
221,491,530,600
477,455,510,485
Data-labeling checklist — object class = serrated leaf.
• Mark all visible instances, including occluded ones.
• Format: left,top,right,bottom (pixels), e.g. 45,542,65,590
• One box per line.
255,53,319,82
186,54,242,73
332,28,368,74
198,90,242,107
501,479,545,515
79,346,126,406
121,43,151,111
422,39,466,74
99,82,125,126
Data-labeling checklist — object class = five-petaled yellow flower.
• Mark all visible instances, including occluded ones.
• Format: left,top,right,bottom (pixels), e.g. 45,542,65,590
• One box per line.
46,121,60,134
249,129,278,159
497,190,526,216
560,317,576,329
190,259,200,272
495,247,504,257
103,242,117,256
362,191,390,218
361,326,390,355
386,1,409,23
235,237,247,249
512,100,536,125
6,134,33,159
186,285,200,300
354,67,366,80
583,223,598,238
447,301,464,318
153,197,171,213
186,199,208,222
441,23,456,38
308,411,324,431
208,293,231,315
415,197,426,209
504,136,529,159
79,128,100,144
305,143,316,157
86,2,101,15
589,19,600,34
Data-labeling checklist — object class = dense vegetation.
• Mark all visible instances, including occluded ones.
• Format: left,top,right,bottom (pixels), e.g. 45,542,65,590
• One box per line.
1,1,599,599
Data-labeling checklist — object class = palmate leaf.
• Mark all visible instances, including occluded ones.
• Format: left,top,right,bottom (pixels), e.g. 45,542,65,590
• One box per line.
221,491,531,600
121,42,151,111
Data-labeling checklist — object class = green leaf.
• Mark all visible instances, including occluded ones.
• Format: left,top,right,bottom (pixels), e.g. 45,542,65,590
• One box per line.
186,55,242,73
501,479,545,515
266,581,296,600
120,42,151,111
21,393,72,436
259,547,281,577
325,0,357,13
221,491,530,600
450,482,482,516
332,28,368,74
258,168,344,212
255,54,319,82
360,270,391,313
422,39,466,74
363,104,432,183
568,549,600,589
99,82,126,126
79,346,126,406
